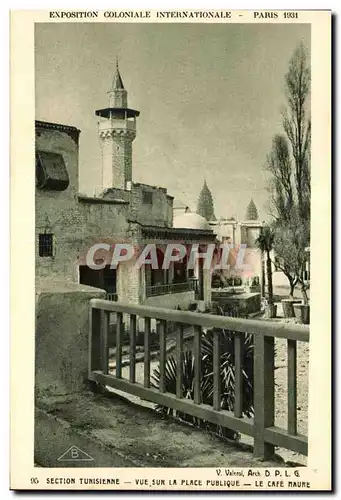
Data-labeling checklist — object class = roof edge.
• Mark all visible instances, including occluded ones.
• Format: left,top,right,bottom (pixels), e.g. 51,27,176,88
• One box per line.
35,120,81,144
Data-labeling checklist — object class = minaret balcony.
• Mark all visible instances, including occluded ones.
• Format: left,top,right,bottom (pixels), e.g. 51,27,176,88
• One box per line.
95,107,140,119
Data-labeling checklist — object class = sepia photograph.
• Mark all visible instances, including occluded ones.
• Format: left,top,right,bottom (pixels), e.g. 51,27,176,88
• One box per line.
10,9,331,491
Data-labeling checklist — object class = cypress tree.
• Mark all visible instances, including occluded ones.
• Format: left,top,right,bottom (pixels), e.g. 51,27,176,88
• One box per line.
197,181,216,221
245,198,258,220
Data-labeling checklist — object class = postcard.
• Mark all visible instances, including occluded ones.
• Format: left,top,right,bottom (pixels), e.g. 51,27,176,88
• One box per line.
10,9,331,491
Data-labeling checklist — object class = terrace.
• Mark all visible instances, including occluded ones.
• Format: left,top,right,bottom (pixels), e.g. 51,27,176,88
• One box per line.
88,300,308,461
35,280,309,468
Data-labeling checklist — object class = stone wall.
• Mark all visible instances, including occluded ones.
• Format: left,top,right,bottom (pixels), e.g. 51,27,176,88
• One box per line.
129,182,173,227
35,278,105,396
35,125,80,282
35,125,132,284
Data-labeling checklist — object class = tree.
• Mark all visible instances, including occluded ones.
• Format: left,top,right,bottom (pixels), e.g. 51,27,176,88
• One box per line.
282,42,311,225
277,209,310,304
265,43,311,302
272,220,299,299
245,198,259,220
255,225,275,306
266,135,298,298
266,135,294,223
197,180,216,221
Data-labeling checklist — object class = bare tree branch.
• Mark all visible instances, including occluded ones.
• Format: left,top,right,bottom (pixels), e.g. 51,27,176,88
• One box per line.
265,43,311,302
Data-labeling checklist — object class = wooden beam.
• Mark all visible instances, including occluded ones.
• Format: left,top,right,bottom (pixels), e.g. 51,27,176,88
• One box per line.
253,334,275,460
144,317,151,388
194,326,202,405
159,320,167,393
129,315,137,383
264,426,308,456
234,332,243,418
89,307,101,376
287,339,297,435
176,324,184,399
90,299,309,342
101,310,109,374
115,312,123,379
90,371,254,436
213,330,221,411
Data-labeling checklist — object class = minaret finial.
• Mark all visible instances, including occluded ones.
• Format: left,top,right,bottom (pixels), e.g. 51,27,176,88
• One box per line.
111,59,125,91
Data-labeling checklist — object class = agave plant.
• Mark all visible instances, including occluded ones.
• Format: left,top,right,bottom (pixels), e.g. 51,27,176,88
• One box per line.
151,309,254,441
201,328,254,418
152,349,212,427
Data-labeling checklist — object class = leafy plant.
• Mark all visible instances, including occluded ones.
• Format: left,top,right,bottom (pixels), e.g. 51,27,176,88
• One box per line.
201,328,254,418
151,308,254,441
152,350,212,425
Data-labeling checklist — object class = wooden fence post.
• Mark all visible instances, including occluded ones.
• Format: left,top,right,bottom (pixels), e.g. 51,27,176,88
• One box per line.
89,306,102,377
253,334,275,460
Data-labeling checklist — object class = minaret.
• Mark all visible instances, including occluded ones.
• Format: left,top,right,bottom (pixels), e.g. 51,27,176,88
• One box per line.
96,60,140,191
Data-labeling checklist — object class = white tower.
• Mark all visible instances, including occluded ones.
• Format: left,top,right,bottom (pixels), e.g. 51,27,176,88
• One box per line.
96,61,140,191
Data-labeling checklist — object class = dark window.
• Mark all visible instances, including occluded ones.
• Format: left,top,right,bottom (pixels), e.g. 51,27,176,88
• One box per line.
142,190,153,204
103,266,117,294
39,233,53,257
36,150,69,191
151,269,165,286
173,261,187,283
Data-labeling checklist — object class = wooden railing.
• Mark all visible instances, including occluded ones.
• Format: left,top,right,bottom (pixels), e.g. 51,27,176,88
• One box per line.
106,293,118,302
88,299,309,460
146,279,198,297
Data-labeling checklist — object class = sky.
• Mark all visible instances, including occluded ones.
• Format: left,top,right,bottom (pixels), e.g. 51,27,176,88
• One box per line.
35,22,310,221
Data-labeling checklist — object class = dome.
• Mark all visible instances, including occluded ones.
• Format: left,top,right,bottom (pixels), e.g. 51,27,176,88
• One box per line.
173,212,211,231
